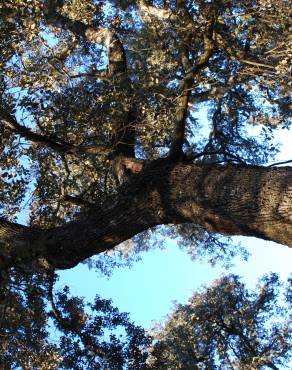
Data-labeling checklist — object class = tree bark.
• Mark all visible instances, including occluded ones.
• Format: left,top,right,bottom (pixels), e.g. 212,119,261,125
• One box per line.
0,161,291,270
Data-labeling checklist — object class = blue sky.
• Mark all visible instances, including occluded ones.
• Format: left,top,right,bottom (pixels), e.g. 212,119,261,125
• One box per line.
58,236,292,328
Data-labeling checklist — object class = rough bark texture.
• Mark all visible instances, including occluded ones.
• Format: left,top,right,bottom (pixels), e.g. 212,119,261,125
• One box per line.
1,161,291,270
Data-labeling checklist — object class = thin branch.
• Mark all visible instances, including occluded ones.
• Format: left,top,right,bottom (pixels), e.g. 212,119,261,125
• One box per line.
47,270,118,362
267,159,292,167
187,150,246,164
215,32,275,71
238,58,274,70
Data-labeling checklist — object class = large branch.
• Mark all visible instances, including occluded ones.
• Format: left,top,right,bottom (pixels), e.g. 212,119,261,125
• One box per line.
0,108,110,155
168,5,216,159
1,162,291,270
46,1,127,77
45,1,135,159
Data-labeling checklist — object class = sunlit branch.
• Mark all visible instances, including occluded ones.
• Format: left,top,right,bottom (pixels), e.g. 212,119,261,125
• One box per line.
44,1,138,189
137,0,173,20
62,195,94,206
45,0,135,159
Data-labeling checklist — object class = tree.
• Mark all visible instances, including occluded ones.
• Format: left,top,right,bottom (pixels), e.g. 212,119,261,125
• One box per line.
0,0,291,270
0,0,291,367
148,274,291,370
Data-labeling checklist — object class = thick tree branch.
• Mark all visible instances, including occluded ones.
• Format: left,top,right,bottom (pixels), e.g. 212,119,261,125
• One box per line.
45,1,135,158
169,30,215,159
30,0,137,179
1,162,291,271
138,0,199,159
0,108,111,155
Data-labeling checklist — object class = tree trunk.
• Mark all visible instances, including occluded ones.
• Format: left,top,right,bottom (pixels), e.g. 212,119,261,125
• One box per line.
1,161,291,270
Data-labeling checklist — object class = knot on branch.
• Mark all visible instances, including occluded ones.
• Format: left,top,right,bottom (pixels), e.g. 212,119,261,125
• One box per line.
112,155,144,184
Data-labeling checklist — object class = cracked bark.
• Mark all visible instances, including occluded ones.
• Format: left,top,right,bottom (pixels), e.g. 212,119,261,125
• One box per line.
1,162,291,270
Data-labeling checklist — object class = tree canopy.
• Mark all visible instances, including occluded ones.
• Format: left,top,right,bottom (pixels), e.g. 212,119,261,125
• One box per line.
148,274,291,370
0,0,291,368
0,0,291,267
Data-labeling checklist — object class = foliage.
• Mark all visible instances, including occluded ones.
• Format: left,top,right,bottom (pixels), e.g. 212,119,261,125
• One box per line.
148,273,292,369
1,268,290,369
0,268,150,369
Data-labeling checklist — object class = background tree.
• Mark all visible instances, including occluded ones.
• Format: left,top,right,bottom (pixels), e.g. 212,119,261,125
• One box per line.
148,274,291,370
0,0,291,367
